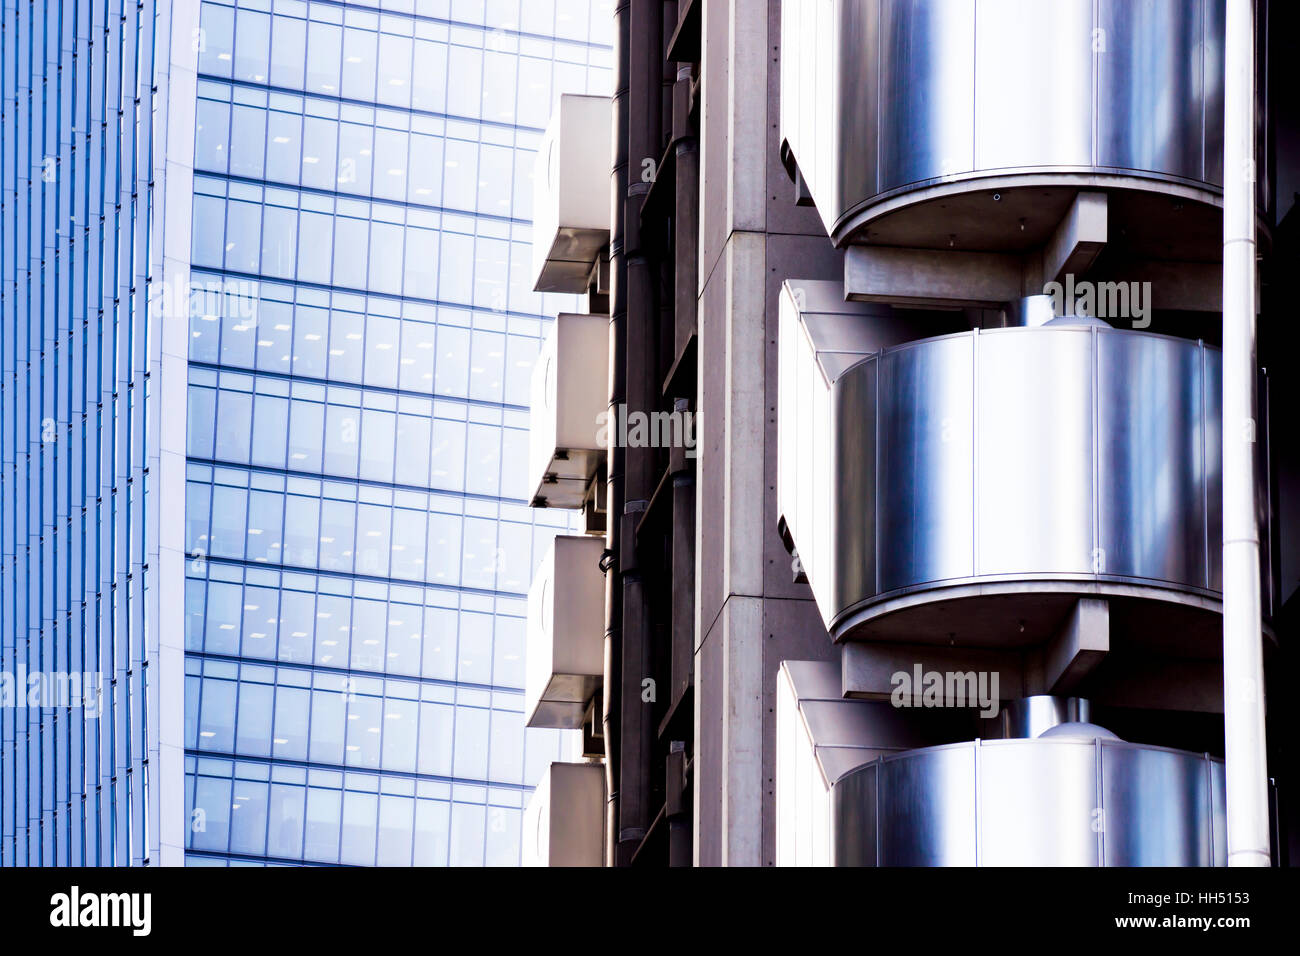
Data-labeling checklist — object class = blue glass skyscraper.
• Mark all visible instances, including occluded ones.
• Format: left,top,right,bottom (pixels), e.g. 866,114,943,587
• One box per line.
1,0,193,866
3,0,612,868
179,0,612,866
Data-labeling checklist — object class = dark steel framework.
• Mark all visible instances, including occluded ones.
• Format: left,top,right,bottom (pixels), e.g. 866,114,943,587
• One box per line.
597,0,699,867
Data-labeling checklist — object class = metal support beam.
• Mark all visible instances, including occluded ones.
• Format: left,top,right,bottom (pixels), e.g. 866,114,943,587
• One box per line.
666,742,691,866
615,0,663,866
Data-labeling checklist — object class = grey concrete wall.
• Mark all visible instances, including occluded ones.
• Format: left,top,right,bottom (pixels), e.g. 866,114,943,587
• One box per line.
692,0,844,866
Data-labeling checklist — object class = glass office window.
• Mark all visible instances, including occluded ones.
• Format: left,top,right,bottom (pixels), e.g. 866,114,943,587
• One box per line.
184,0,613,866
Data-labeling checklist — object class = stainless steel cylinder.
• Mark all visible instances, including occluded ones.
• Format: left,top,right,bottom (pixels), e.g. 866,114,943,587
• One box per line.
1002,696,1094,739
1008,295,1057,328
780,0,1263,249
833,737,1227,866
814,325,1261,645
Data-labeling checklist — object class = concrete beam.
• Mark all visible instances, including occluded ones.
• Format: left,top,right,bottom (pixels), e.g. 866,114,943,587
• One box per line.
1108,259,1227,312
841,641,1026,701
1086,656,1225,713
1035,597,1110,694
844,245,1022,308
1042,191,1108,286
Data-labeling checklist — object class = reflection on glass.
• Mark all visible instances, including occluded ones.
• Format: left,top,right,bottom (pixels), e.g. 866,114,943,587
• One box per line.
183,0,613,867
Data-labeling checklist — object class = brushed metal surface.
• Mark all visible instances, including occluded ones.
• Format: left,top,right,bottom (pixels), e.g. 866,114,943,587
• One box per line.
974,0,1094,173
877,0,975,194
1101,742,1218,866
835,0,879,221
976,328,1094,577
776,314,1268,642
832,358,877,615
876,336,974,593
833,738,1227,866
1097,0,1206,183
1002,695,1093,739
1206,348,1224,591
978,738,1101,867
781,0,1237,245
1097,330,1208,586
830,763,878,868
876,743,976,866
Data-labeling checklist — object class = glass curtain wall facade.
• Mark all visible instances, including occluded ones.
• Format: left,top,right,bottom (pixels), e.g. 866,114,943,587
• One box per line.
181,0,612,865
1,0,192,866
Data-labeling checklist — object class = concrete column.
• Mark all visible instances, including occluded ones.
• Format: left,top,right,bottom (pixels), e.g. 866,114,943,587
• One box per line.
693,0,842,866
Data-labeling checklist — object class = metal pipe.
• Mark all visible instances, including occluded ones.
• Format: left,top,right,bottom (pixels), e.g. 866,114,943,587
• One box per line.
1002,696,1092,739
616,0,663,865
662,2,677,156
669,433,695,714
673,64,699,360
1222,0,1271,868
1007,294,1055,328
666,740,691,866
603,0,630,869
669,61,698,725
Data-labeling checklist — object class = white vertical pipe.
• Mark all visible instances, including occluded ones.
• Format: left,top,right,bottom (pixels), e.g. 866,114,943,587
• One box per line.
1222,0,1271,868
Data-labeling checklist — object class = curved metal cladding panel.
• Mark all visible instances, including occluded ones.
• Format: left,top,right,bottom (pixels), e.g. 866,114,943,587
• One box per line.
832,739,1226,866
780,0,1230,243
1096,0,1208,182
876,742,977,866
831,360,877,618
877,0,976,197
824,327,1227,635
1206,348,1225,590
875,335,974,594
975,328,1095,578
777,281,924,628
1096,332,1209,586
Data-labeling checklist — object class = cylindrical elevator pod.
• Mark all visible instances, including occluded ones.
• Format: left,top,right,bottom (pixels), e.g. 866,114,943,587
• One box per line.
778,298,1271,648
832,737,1227,866
780,0,1267,255
776,663,1232,867
773,0,1277,868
